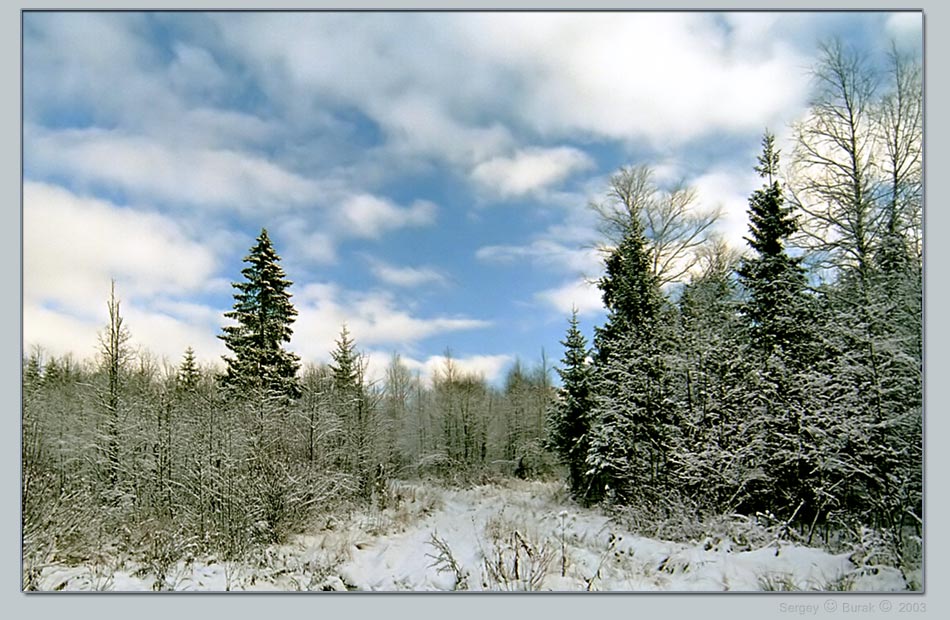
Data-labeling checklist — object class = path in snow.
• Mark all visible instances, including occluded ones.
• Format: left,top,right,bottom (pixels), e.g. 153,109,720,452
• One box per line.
31,479,909,591
334,480,905,592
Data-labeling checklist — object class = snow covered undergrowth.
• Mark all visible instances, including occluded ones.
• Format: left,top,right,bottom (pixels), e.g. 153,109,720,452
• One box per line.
32,479,909,592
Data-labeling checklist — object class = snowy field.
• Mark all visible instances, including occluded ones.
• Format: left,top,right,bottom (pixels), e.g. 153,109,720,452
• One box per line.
32,480,909,592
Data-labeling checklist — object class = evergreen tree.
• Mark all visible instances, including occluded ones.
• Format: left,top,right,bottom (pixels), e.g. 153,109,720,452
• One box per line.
330,324,376,498
330,324,362,409
738,133,820,522
668,245,758,513
177,346,200,393
220,229,301,399
586,206,671,503
547,309,593,503
737,131,811,358
593,213,664,363
23,349,43,396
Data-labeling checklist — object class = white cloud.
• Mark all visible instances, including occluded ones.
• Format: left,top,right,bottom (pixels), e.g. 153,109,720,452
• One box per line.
23,182,218,315
455,13,811,146
535,278,604,318
207,12,812,167
885,12,922,49
24,13,155,117
24,299,229,369
357,350,513,387
367,258,447,288
168,41,228,96
476,240,602,276
405,353,514,386
690,168,758,250
22,12,870,375
122,303,228,364
471,146,593,197
275,218,339,265
23,301,103,362
27,126,322,212
24,13,284,154
336,194,437,239
23,181,228,364
289,283,490,364
373,94,514,167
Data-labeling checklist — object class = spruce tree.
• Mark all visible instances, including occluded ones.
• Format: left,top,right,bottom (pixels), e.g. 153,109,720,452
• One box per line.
670,248,757,513
737,131,810,357
593,214,663,363
329,324,373,498
23,350,43,396
177,346,200,393
220,229,301,399
586,209,671,503
546,309,593,503
737,133,820,521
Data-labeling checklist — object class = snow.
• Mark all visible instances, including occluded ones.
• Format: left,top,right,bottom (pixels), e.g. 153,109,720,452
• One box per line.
31,480,909,592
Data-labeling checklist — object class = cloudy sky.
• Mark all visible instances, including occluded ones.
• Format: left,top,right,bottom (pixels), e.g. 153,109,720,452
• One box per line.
22,10,922,383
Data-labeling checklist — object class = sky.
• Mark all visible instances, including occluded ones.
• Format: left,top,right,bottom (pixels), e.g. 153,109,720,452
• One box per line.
22,10,922,385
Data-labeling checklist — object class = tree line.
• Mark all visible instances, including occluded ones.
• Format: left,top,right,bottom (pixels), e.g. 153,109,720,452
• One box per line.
22,230,556,568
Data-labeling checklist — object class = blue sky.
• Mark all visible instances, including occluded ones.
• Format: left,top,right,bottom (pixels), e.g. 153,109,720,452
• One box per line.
22,11,922,383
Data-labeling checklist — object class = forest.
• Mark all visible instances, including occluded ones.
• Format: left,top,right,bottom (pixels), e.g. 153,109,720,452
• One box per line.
21,40,922,591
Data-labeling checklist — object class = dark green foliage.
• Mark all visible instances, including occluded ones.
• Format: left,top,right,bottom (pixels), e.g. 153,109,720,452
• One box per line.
177,346,200,393
330,324,361,394
568,93,920,569
585,206,672,503
593,215,663,363
668,253,757,513
220,229,301,399
23,350,42,395
586,321,678,504
738,132,812,359
329,324,377,499
547,310,593,502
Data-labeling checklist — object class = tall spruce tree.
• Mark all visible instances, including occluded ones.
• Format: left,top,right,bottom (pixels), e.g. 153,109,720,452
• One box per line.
547,309,593,503
737,133,822,520
738,132,811,358
586,205,671,503
593,214,664,363
220,229,301,399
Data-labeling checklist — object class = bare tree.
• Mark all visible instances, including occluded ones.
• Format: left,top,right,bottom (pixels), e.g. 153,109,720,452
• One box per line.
98,280,132,488
789,39,882,278
591,165,721,286
382,353,415,472
878,44,922,265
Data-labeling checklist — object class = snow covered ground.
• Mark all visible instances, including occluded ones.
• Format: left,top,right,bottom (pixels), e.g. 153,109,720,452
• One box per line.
31,479,910,592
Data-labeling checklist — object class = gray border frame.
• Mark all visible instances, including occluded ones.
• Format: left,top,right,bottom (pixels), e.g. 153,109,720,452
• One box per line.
6,2,945,619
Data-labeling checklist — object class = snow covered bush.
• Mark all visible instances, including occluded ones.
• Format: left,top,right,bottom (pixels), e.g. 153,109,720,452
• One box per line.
426,532,469,590
478,522,555,591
